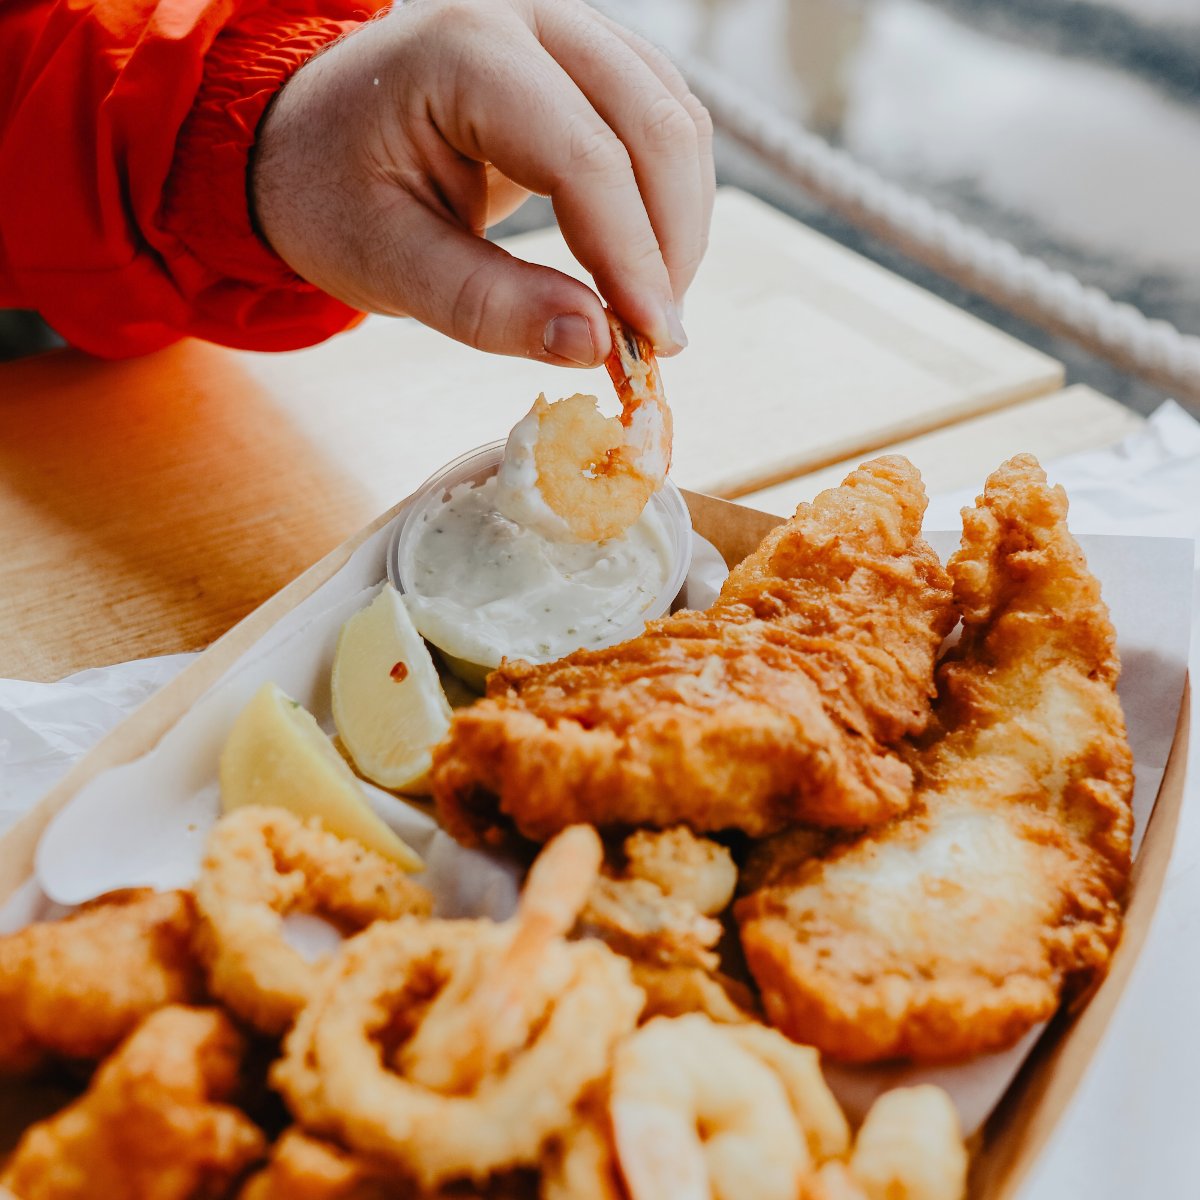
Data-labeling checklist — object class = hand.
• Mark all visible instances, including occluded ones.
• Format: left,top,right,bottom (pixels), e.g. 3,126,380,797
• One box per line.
252,0,714,366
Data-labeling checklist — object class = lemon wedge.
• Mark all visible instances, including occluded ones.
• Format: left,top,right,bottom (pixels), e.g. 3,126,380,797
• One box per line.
331,584,453,795
219,681,424,872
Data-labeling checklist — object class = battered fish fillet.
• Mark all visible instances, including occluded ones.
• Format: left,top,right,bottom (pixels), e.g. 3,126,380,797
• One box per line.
0,888,205,1075
738,455,1134,1063
0,1006,265,1199
433,456,956,844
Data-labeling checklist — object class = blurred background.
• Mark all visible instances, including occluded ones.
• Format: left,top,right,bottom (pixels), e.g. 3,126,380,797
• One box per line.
5,0,1199,414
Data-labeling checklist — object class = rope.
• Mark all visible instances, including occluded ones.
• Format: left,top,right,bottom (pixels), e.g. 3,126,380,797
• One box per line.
596,3,1200,403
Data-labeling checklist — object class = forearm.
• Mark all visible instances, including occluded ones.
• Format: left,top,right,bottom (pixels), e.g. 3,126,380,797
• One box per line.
0,0,380,358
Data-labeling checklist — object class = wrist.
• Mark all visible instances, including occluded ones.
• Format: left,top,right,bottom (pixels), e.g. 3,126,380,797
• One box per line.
162,7,375,287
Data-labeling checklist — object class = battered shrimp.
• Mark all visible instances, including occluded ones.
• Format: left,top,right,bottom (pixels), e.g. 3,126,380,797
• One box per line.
610,1014,810,1200
400,825,605,1093
495,311,672,542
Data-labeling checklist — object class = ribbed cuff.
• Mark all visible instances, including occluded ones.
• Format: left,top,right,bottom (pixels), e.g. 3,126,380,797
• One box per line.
162,10,363,286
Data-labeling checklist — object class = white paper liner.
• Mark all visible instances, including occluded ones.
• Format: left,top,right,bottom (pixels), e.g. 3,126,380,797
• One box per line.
4,509,1192,1141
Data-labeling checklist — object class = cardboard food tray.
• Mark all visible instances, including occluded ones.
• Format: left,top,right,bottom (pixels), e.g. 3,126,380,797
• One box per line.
0,489,1189,1199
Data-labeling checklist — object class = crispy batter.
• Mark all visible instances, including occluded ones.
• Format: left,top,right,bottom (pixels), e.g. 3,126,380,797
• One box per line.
239,1131,536,1199
629,960,759,1024
580,876,722,972
0,1006,265,1199
434,457,955,843
193,806,432,1035
620,827,737,916
273,916,642,1189
238,1130,398,1200
0,888,204,1075
739,455,1135,1062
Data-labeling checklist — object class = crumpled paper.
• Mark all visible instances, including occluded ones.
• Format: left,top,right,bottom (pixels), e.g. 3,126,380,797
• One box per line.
0,654,195,832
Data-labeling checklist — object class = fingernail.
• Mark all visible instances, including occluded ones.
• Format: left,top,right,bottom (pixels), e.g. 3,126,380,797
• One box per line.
662,301,688,353
543,314,597,365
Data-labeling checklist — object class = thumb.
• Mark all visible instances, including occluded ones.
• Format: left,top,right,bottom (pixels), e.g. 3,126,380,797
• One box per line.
374,203,613,367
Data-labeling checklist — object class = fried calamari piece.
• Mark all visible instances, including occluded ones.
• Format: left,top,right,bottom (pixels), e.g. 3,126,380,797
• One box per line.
0,1006,265,1199
275,832,642,1190
434,457,955,843
238,1130,402,1200
239,1130,537,1200
194,806,433,1035
0,888,204,1075
739,455,1135,1062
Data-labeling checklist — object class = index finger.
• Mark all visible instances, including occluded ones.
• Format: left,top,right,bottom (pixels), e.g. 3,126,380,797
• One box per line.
432,17,685,353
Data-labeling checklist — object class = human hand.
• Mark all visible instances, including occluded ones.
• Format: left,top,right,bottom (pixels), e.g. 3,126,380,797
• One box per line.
252,0,714,366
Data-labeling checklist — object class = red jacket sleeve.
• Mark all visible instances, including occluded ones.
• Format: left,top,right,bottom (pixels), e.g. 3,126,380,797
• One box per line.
0,0,387,358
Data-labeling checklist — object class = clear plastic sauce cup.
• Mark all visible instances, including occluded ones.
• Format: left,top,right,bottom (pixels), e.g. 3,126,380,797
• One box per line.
388,441,692,690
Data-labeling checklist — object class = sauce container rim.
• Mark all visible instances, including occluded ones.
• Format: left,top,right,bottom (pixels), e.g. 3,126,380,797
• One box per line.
386,440,693,681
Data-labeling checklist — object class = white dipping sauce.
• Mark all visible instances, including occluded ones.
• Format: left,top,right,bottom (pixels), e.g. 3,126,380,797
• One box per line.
401,474,671,668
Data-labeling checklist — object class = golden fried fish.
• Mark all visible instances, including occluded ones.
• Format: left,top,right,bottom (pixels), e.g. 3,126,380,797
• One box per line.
738,455,1134,1063
434,456,956,844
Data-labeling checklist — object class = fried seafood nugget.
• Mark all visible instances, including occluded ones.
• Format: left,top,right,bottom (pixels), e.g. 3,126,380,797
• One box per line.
539,1088,625,1200
846,1086,967,1200
576,828,748,1022
0,888,203,1075
739,455,1135,1062
629,960,758,1024
620,827,737,916
433,457,956,843
239,1130,537,1200
194,806,432,1035
239,1130,397,1200
0,1006,265,1200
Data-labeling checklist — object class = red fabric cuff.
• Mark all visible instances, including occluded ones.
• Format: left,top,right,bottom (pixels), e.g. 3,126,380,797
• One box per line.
162,10,361,288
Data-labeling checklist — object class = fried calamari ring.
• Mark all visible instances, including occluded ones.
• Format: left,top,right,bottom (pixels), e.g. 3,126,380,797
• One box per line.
402,825,604,1094
495,313,672,543
274,915,642,1189
194,806,432,1035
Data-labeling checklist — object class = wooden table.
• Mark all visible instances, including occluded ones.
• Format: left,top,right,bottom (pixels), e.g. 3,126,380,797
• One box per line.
0,189,1142,682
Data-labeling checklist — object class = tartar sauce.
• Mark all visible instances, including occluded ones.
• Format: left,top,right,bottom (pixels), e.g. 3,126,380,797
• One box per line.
400,474,672,669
